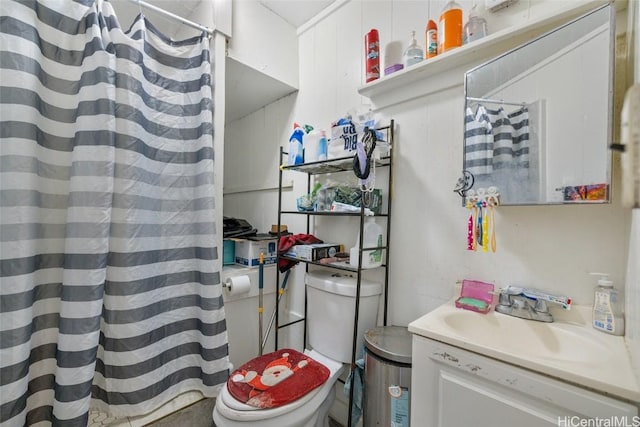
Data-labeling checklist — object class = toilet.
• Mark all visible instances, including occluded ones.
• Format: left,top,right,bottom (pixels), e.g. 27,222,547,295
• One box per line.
213,271,383,427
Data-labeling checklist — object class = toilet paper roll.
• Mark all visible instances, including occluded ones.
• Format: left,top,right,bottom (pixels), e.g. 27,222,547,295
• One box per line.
224,275,251,296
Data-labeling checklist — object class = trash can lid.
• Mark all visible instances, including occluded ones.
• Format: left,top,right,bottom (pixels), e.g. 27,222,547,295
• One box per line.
364,326,412,365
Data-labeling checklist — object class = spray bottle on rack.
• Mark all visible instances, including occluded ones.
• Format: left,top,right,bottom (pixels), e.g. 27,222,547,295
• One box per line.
288,123,304,165
591,273,624,336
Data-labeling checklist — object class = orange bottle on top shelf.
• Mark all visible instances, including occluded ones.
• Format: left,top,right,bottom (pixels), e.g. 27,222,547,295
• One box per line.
425,19,438,59
438,0,463,54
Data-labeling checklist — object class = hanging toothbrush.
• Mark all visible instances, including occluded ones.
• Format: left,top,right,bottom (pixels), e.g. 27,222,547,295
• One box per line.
490,203,497,252
466,202,474,250
470,200,478,251
487,186,499,253
482,201,489,252
476,201,483,247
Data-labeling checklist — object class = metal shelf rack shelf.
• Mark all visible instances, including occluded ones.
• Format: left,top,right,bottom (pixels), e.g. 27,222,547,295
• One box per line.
274,120,394,427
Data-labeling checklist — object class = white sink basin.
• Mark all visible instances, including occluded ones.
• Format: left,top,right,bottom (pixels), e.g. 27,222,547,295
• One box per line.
408,301,640,402
441,308,613,366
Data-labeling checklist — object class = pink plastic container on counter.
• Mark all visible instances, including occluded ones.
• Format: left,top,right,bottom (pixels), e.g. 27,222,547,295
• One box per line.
455,279,495,314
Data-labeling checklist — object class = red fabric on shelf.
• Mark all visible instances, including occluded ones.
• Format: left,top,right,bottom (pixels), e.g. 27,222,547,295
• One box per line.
278,233,322,272
227,348,330,409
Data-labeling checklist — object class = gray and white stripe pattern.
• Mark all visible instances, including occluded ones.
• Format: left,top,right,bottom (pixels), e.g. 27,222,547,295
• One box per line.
485,106,530,170
0,1,228,426
464,106,494,176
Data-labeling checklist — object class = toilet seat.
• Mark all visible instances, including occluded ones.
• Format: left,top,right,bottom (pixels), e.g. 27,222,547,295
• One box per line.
216,349,343,422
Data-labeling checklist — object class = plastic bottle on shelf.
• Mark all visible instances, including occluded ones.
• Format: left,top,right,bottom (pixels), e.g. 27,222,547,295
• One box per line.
288,124,304,165
304,130,322,163
403,31,424,68
318,131,328,161
591,273,624,336
425,19,438,59
463,4,488,44
365,29,380,83
438,0,463,54
349,217,384,269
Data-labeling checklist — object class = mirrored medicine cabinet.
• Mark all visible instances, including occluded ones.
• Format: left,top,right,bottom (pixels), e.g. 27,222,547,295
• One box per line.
463,4,614,205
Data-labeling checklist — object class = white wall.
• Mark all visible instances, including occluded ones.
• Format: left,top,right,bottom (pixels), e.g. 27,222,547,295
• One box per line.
223,0,633,331
227,0,299,88
624,0,640,386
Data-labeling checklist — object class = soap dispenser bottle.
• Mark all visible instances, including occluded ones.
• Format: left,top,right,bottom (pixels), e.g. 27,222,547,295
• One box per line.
591,273,624,335
403,31,424,68
463,4,488,44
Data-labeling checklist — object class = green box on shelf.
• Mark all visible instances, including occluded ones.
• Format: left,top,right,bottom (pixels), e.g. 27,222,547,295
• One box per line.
316,186,382,215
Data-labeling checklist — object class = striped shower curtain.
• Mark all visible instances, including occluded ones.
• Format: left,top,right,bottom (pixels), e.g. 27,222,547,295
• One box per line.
0,1,229,425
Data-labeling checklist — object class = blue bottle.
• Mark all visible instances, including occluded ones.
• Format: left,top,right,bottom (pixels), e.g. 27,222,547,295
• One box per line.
288,125,304,165
318,131,328,161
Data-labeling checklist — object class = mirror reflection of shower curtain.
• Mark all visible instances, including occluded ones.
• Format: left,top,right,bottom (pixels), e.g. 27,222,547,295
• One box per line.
0,1,229,425
464,102,542,204
487,105,531,203
464,106,494,177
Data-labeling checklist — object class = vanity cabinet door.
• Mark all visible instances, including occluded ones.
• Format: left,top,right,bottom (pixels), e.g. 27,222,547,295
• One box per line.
411,335,638,426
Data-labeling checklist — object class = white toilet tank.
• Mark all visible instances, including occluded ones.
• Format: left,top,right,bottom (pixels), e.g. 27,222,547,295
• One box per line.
305,271,383,363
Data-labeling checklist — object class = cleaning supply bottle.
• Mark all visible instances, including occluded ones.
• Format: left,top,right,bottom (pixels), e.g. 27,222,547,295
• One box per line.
463,4,488,44
403,31,423,68
304,129,322,163
365,29,380,83
349,217,384,269
425,19,438,59
318,131,328,161
438,0,463,54
288,124,304,165
591,273,624,335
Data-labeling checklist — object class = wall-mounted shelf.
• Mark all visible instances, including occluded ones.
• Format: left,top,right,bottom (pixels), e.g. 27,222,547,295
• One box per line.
357,0,608,109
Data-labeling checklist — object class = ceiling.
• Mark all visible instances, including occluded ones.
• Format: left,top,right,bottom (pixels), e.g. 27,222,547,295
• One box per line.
109,0,335,33
258,0,335,27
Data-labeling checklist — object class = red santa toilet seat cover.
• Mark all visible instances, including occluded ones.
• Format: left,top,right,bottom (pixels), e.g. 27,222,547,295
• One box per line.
227,348,330,409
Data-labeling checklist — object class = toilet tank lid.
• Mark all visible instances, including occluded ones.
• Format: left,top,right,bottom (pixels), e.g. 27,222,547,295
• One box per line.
305,271,382,297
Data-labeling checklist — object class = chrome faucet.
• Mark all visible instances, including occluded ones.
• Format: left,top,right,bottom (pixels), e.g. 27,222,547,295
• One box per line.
495,287,570,323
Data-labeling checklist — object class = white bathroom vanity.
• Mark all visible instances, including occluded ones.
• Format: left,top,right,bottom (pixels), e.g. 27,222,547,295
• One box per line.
408,302,640,426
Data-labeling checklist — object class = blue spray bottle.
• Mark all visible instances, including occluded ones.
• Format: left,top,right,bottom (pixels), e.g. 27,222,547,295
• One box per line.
288,123,304,165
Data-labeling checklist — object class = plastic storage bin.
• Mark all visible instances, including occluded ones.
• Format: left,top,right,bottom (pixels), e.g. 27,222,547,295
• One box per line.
305,271,382,363
364,326,413,427
223,239,235,266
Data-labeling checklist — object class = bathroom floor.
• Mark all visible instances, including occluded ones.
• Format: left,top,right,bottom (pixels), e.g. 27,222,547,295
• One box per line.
152,399,216,426
89,399,345,427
